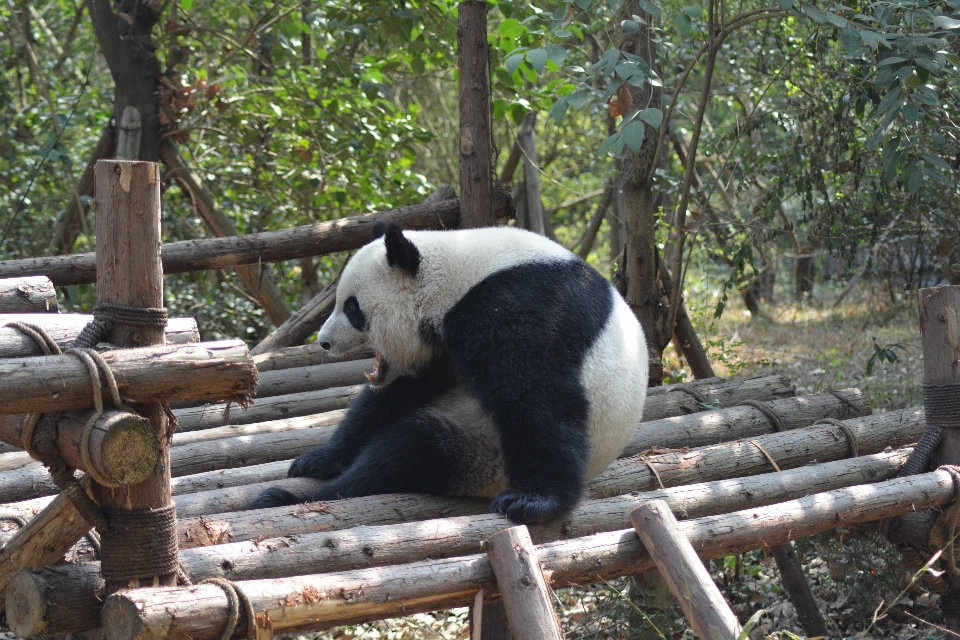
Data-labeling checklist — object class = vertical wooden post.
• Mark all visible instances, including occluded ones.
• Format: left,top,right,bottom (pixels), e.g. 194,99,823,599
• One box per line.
630,501,741,640
483,526,564,640
93,159,177,593
922,285,960,630
471,593,514,640
457,0,494,229
769,544,829,637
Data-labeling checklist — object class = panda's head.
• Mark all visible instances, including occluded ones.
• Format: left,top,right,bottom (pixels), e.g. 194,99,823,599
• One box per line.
316,220,438,385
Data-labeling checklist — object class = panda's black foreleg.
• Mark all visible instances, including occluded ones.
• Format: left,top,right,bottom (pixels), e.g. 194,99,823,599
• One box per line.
263,414,471,506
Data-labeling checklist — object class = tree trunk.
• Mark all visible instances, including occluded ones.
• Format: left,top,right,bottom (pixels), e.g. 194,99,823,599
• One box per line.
51,127,114,254
457,1,494,229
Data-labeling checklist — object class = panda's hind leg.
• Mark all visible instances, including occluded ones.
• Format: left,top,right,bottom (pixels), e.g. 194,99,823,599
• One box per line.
271,413,473,505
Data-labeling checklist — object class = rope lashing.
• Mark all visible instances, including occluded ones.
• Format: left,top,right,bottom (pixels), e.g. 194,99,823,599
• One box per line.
668,385,720,412
737,400,787,432
813,418,859,458
99,505,180,582
0,514,28,552
898,383,960,478
73,302,167,350
826,387,865,419
200,577,258,640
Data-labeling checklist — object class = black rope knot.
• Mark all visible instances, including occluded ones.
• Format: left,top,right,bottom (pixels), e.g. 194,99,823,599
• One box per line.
74,302,168,349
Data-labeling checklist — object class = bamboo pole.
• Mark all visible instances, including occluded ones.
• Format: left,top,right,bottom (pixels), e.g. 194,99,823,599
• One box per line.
10,448,912,636
0,314,199,358
0,277,57,313
99,469,960,639
0,340,257,414
483,526,563,639
630,501,740,639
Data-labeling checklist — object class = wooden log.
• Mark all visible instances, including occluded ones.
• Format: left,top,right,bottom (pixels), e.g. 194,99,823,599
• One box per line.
623,387,869,457
172,412,345,447
483,526,563,640
92,158,176,595
253,344,374,373
0,451,34,472
98,469,960,639
0,277,57,313
630,501,740,640
0,201,464,287
21,448,912,637
458,0,494,229
6,565,103,637
0,340,257,414
173,386,359,431
0,410,159,485
254,360,372,398
641,373,794,421
590,405,922,499
473,598,512,640
0,314,199,358
925,286,960,469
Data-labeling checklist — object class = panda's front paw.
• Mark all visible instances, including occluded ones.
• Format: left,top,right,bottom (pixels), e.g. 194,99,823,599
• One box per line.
252,487,300,510
489,489,572,524
287,446,348,480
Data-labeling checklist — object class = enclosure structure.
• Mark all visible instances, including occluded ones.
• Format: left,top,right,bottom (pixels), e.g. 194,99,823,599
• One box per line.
1,160,960,640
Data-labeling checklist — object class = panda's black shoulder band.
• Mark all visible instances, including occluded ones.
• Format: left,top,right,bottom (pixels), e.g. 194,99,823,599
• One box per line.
371,219,388,240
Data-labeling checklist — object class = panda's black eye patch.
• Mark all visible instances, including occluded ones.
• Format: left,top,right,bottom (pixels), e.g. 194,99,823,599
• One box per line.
343,296,367,331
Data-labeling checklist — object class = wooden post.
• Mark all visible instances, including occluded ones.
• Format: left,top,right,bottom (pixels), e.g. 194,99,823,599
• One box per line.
769,544,829,637
922,285,960,630
483,526,564,640
457,1,494,228
93,159,177,593
630,500,740,640
473,596,513,640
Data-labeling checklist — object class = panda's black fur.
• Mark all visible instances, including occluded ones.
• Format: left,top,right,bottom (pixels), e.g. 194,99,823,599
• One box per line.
254,221,648,523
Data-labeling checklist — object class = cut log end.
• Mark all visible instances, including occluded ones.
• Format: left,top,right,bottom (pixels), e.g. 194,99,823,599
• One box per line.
99,411,160,485
6,570,47,638
101,595,149,640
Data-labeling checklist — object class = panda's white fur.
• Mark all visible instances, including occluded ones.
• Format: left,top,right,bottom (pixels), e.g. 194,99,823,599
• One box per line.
260,223,648,523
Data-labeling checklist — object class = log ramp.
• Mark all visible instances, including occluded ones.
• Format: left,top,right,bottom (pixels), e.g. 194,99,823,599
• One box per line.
2,167,956,638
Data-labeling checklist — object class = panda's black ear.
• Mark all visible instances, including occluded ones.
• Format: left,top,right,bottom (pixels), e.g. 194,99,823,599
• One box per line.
371,219,388,241
383,224,420,277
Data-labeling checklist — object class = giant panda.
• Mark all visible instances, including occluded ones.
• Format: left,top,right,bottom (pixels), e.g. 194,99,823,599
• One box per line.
254,221,648,523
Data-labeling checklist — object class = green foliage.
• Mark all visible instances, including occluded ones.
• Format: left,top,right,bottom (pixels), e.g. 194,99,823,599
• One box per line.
864,336,909,376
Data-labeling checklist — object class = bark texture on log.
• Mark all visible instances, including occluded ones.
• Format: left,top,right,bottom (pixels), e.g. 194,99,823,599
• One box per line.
0,201,463,286
630,501,740,640
173,386,358,431
0,340,257,414
0,277,57,313
99,469,957,639
6,564,103,637
640,374,792,421
625,388,869,457
483,526,563,640
0,314,199,358
6,448,912,636
457,1,494,229
254,360,372,398
252,344,373,373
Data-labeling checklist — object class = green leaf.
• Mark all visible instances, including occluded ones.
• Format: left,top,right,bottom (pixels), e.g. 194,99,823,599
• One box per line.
615,61,640,79
637,0,661,20
779,0,795,10
639,107,663,128
597,132,623,157
840,24,860,54
934,15,960,29
933,132,946,146
826,12,847,27
902,103,919,124
566,89,590,108
676,12,691,34
505,53,525,75
575,0,592,9
492,99,509,121
621,19,640,33
608,0,625,10
922,166,949,184
547,97,569,124
922,153,953,172
737,610,767,640
602,78,624,101
878,56,908,66
499,18,525,39
682,6,703,18
545,43,567,65
180,0,194,9
908,165,924,193
801,5,829,23
860,29,880,49
622,121,646,153
527,48,548,73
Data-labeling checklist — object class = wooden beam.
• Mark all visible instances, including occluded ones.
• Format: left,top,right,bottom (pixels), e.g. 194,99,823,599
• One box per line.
630,500,740,639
